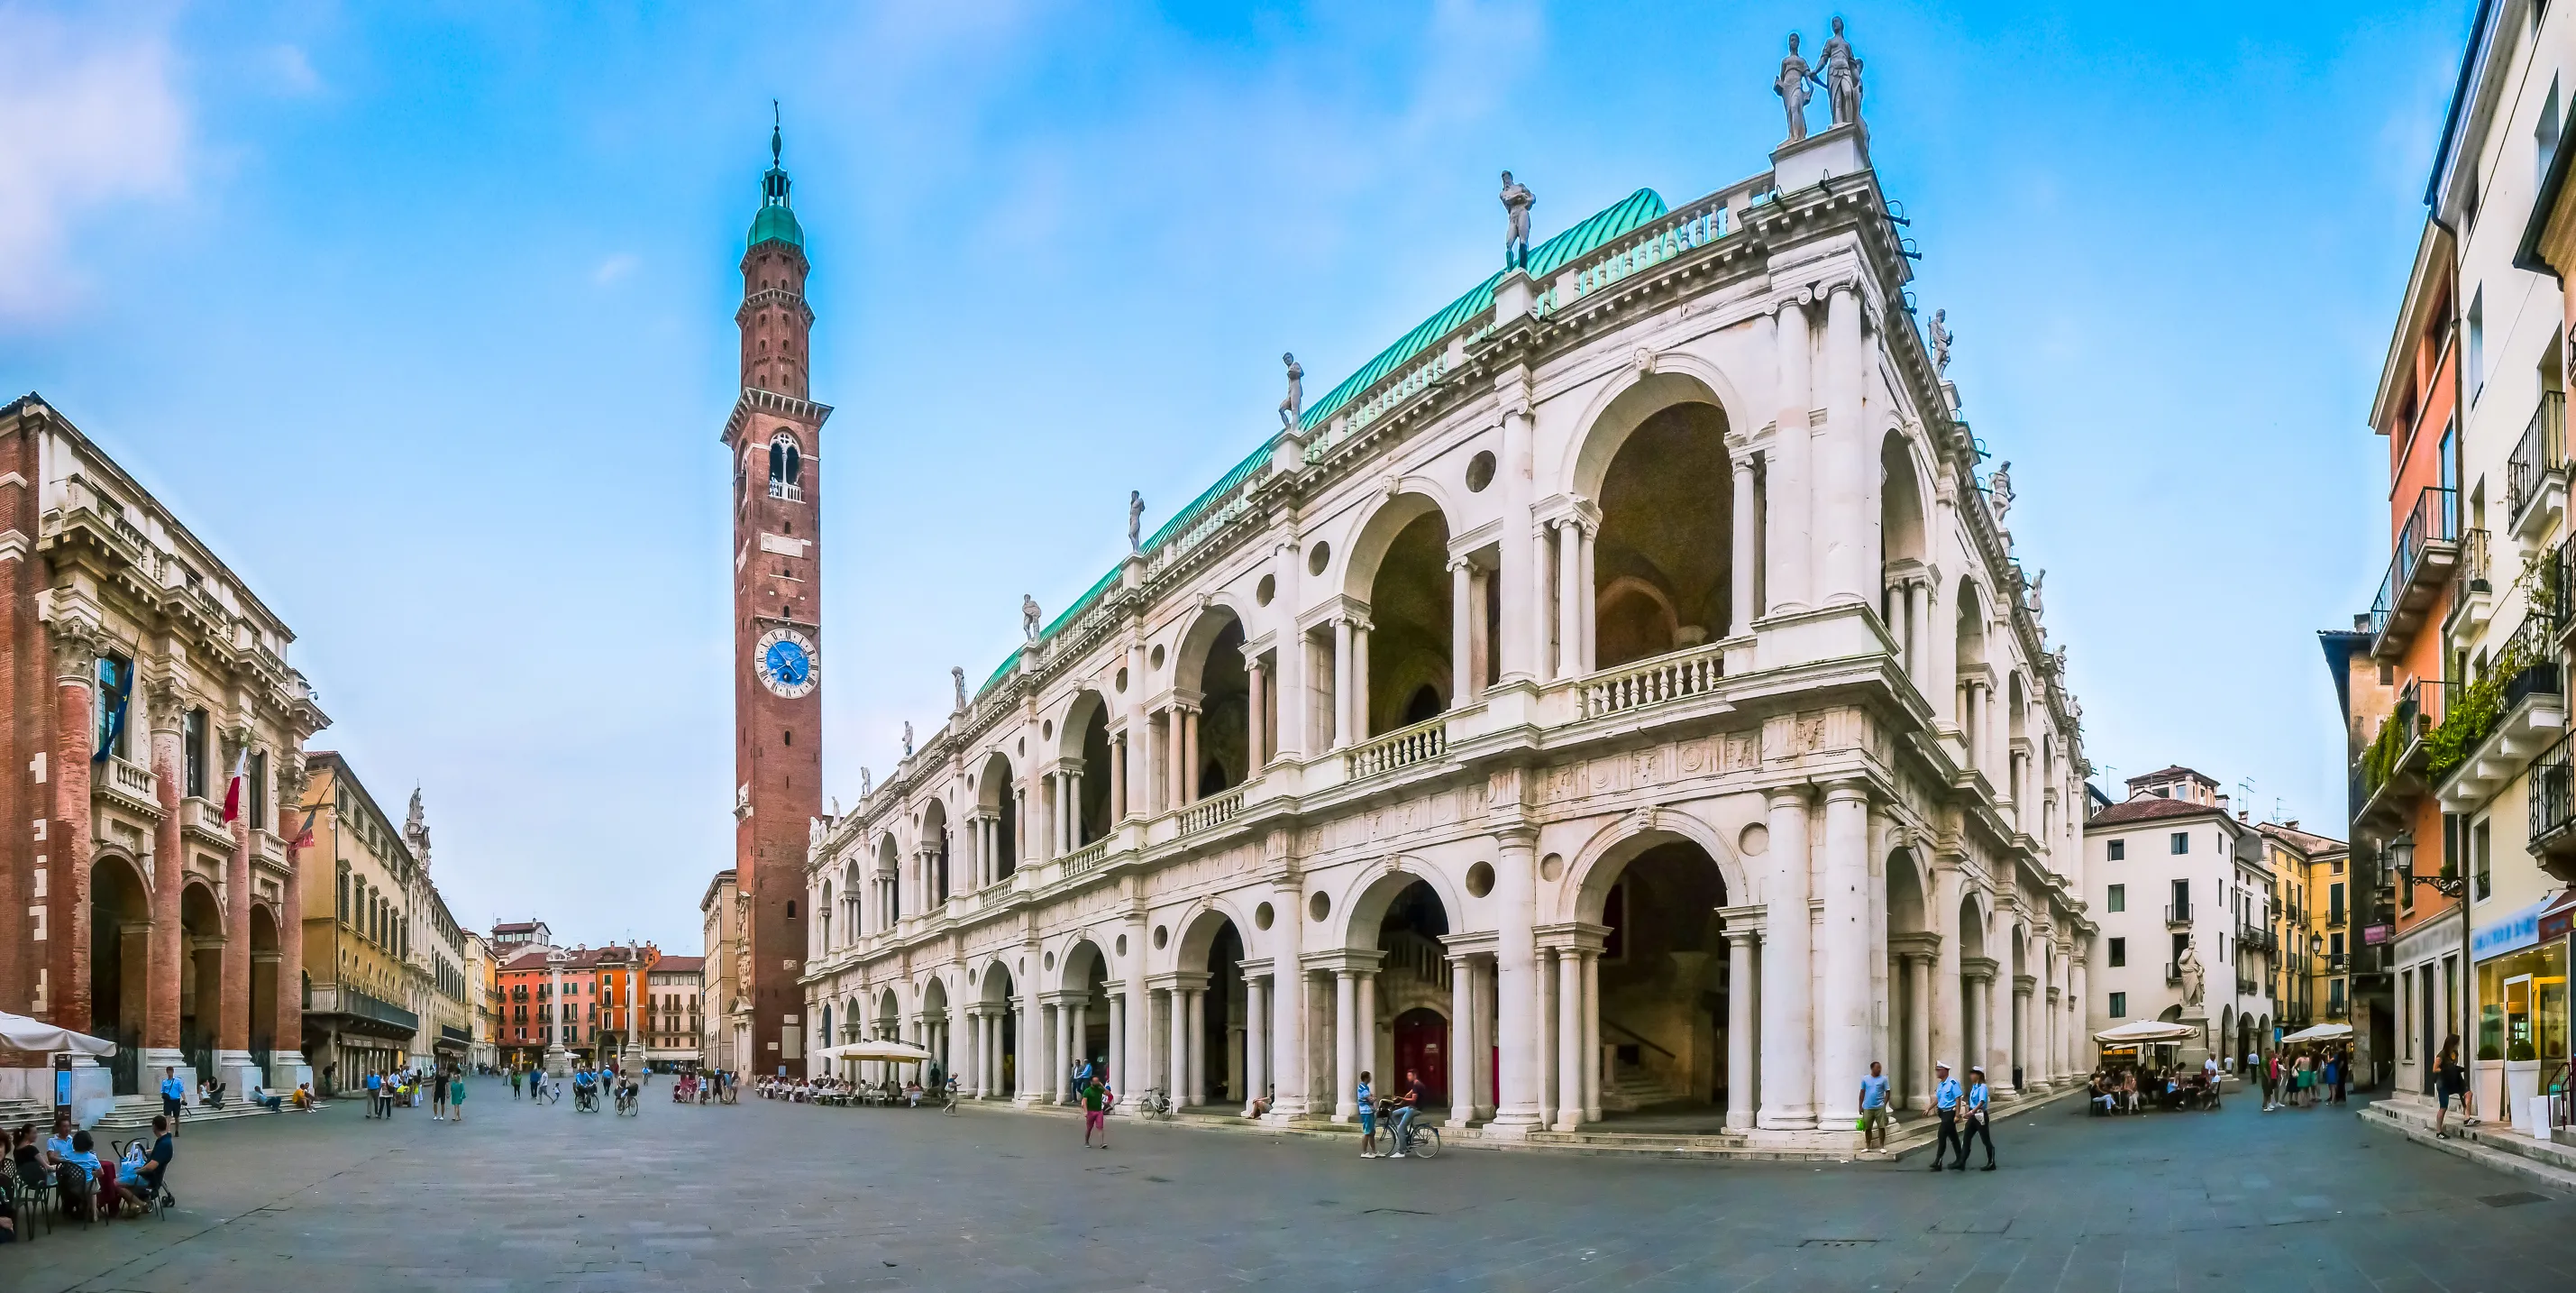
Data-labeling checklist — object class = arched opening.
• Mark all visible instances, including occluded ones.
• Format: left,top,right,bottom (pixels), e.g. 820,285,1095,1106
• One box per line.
1375,880,1453,1105
1061,940,1111,1083
921,800,951,906
982,964,1018,1097
1592,839,1731,1120
89,855,151,1095
838,860,863,942
818,878,834,951
1172,910,1246,1108
1060,692,1113,846
920,977,952,1084
1957,894,1990,1084
1880,432,1932,680
874,834,901,927
2010,924,2030,1089
976,752,1018,884
1176,611,1249,799
767,434,802,499
1886,849,1932,1107
1364,509,1454,737
250,904,280,1073
180,878,225,1085
1593,401,1733,669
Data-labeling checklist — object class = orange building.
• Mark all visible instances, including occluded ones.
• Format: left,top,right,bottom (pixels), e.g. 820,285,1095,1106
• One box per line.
491,938,660,1070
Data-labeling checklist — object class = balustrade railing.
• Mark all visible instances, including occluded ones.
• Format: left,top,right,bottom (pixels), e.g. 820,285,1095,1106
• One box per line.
2531,734,2575,845
1060,838,1110,877
1305,346,1455,463
106,757,155,802
1179,788,1245,836
1345,715,1447,781
1577,640,1727,720
1534,195,1730,319
2368,485,2459,640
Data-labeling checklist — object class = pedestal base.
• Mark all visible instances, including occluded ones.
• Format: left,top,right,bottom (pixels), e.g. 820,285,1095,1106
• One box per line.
269,1051,313,1096
215,1050,266,1099
544,1045,571,1078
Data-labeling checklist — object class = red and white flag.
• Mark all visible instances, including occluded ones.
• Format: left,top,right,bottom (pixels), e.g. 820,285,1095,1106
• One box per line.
220,748,248,822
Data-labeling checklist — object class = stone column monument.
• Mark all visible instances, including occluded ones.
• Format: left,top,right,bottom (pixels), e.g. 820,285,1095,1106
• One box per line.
544,948,571,1078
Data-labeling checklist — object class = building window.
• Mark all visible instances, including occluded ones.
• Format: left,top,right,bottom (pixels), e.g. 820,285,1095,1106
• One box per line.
768,435,802,499
2472,819,2491,901
2170,831,2188,855
249,748,269,830
2108,991,2128,1019
2468,289,2486,400
2108,937,2126,967
2542,78,2563,186
183,709,208,798
2107,885,2125,913
2329,882,2345,925
2108,839,2124,860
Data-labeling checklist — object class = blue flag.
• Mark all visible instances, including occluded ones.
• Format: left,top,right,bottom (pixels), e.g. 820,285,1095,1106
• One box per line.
92,656,131,764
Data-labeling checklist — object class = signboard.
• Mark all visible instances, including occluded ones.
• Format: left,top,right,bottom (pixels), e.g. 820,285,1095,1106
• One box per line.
2362,923,2392,946
2541,899,2573,946
2470,897,2550,961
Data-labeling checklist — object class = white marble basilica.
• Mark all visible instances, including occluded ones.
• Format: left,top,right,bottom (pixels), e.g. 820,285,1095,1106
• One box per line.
801,104,2092,1151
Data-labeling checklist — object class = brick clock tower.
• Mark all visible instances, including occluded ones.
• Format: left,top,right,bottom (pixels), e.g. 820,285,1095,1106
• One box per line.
721,118,825,1078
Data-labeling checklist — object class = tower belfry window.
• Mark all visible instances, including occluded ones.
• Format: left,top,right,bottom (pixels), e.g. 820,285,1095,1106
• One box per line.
768,436,802,500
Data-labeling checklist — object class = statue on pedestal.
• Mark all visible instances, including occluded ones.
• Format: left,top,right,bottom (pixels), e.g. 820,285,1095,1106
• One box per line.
1128,491,1146,551
1500,171,1535,270
1021,594,1043,641
952,665,968,712
1277,353,1303,432
1775,32,1814,143
1818,16,1864,127
1987,460,2014,521
2179,940,2206,1011
901,721,914,758
1929,308,1953,374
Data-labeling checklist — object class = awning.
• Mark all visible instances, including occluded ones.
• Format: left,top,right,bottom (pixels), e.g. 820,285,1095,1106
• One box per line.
2093,1021,2198,1044
2280,1022,2354,1044
0,1010,116,1057
816,1039,933,1063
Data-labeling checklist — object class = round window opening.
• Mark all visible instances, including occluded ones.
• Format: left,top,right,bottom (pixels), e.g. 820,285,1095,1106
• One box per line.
1042,720,1055,739
1043,951,1055,970
1152,925,1169,949
1116,667,1129,693
1150,645,1166,670
1307,541,1331,576
1016,738,1025,756
1738,822,1771,857
1254,902,1275,930
1308,891,1331,922
1116,934,1128,957
1465,861,1495,897
1539,852,1565,882
1466,450,1497,492
1256,573,1276,606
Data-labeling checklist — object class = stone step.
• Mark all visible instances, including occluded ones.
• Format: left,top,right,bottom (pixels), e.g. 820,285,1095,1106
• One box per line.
2358,1098,2576,1192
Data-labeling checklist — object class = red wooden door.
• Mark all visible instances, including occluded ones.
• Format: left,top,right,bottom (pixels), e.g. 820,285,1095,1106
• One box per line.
1392,1007,1448,1105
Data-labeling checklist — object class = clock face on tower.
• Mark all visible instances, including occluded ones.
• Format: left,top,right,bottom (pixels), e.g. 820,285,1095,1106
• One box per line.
754,627,818,698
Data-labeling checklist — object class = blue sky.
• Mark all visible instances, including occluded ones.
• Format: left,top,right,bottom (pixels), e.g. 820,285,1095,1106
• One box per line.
0,1,2468,949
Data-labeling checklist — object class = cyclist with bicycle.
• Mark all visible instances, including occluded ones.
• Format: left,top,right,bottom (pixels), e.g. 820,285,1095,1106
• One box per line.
1387,1068,1426,1159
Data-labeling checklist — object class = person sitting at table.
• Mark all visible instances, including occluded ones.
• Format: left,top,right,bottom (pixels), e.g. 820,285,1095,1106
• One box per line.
2119,1070,2141,1114
56,1129,108,1222
905,1079,924,1107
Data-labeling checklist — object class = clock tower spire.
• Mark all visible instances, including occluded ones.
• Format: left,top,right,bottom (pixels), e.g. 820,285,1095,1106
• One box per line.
722,112,826,1078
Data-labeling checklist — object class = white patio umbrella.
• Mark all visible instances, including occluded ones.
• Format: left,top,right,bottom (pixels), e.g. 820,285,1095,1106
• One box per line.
818,1038,932,1062
2279,1022,2353,1044
0,1009,116,1056
2093,1020,2198,1045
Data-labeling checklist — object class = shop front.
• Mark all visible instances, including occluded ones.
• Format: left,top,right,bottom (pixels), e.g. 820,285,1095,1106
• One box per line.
2471,894,2569,1135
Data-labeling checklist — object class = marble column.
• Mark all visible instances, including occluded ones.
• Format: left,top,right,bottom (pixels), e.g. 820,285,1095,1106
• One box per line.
1759,789,1814,1128
1332,619,1355,748
1247,663,1268,769
1725,927,1759,1131
1730,451,1759,633
1243,976,1269,1114
1333,970,1358,1120
1905,580,1928,680
2011,980,2032,1095
1165,987,1187,1105
1184,987,1207,1107
1450,558,1476,703
1554,949,1585,1130
1818,780,1871,1123
1350,625,1371,740
1269,882,1308,1120
1015,984,1036,1104
1821,281,1870,604
1183,709,1201,804
1448,954,1483,1122
1904,952,1933,1110
1555,519,1583,680
1105,993,1124,1093
1049,1003,1068,1102
1496,367,1540,683
1580,949,1602,1123
1354,973,1376,1097
1769,299,1813,612
145,695,182,1057
1491,830,1542,1133
1071,1001,1091,1076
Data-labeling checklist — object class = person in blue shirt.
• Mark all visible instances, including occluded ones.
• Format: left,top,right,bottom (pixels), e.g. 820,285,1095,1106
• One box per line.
1928,1061,1963,1171
364,1069,383,1120
1954,1066,1996,1171
1858,1060,1892,1151
159,1067,187,1126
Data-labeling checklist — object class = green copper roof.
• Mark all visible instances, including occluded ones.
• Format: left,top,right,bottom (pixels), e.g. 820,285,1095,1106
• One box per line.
973,186,1672,702
749,198,805,250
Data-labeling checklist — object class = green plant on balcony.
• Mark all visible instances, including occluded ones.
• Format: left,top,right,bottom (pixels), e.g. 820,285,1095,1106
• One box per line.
2425,635,2533,779
2361,711,2407,794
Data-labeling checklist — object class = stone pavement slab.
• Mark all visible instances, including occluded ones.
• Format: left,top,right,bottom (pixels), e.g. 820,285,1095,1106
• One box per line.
3,1079,2573,1291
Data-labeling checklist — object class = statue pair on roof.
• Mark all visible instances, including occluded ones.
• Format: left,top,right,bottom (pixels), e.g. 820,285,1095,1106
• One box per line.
1774,17,1865,145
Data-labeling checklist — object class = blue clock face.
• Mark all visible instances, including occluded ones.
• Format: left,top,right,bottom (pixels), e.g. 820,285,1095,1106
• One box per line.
765,639,810,686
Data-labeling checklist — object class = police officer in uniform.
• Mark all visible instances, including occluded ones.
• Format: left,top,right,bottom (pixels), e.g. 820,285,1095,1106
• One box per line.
1929,1060,1963,1171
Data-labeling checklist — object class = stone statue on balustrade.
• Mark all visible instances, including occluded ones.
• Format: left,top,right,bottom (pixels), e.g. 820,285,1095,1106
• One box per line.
1500,171,1535,270
1928,308,1953,374
860,766,872,795
1021,593,1043,641
1277,353,1303,432
2178,940,2206,1011
2025,569,2045,619
901,721,914,758
1128,491,1146,552
952,665,967,712
1987,460,2014,521
1775,32,1814,143
1817,16,1864,127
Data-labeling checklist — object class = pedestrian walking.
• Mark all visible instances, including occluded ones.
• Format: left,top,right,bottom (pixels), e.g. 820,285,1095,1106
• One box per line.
432,1068,449,1120
2434,1036,2467,1138
159,1066,187,1129
1929,1061,1963,1171
1858,1060,1892,1152
1080,1074,1110,1149
450,1072,468,1123
2261,1051,2279,1112
1956,1066,1996,1171
512,1068,524,1100
2331,1049,2350,1105
1357,1072,1379,1159
364,1068,383,1119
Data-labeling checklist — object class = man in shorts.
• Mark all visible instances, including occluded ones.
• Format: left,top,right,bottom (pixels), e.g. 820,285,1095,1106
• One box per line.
1357,1071,1379,1159
1858,1059,1892,1151
1081,1074,1111,1149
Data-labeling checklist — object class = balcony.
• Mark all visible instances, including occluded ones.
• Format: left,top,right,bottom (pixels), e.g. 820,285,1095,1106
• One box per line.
1178,787,1245,836
96,757,160,820
2328,953,2348,972
1576,639,1726,720
2530,734,2576,883
2370,486,2460,661
2453,528,2496,635
2237,923,2273,954
2164,902,2193,929
2358,676,2438,829
2434,613,2567,812
2508,390,2569,541
1345,713,1448,783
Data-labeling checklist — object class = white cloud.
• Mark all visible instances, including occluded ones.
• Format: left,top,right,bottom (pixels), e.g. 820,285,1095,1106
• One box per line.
265,43,321,97
592,252,638,285
0,6,187,324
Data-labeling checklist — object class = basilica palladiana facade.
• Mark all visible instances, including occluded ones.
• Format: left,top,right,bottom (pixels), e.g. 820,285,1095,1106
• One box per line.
797,86,2090,1152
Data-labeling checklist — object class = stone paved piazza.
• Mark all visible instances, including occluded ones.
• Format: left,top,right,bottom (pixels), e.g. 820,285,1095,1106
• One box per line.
9,1078,2574,1291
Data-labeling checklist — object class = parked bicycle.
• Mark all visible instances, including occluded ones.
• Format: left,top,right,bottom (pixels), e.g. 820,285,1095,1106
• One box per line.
1135,1088,1174,1120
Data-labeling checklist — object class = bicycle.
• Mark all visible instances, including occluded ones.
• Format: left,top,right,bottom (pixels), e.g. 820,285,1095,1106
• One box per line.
616,1087,639,1116
1375,1099,1441,1160
1135,1088,1174,1120
574,1086,599,1114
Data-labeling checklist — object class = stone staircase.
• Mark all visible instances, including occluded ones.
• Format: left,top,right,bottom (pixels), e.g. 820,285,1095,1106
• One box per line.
2359,1096,2576,1193
1598,1061,1686,1114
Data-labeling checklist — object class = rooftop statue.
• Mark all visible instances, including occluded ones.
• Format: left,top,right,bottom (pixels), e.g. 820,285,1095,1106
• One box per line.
1500,171,1535,270
952,665,967,712
2026,569,2045,619
1987,460,2014,522
1818,16,1864,127
1277,353,1303,432
1128,490,1145,552
1929,308,1953,375
1021,593,1042,641
861,766,872,795
901,721,914,758
1775,32,1814,143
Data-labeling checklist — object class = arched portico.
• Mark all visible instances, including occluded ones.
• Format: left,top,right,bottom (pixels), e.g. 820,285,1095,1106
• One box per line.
1161,905,1247,1109
971,752,1019,887
970,960,1019,1100
249,903,281,1073
89,853,152,1095
1344,495,1456,738
179,876,225,1086
1169,607,1251,805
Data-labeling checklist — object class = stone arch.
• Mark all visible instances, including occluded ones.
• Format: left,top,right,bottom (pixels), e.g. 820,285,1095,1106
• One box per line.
1559,807,1750,927
818,876,836,952
874,832,902,925
1345,492,1457,738
1955,888,1992,960
1334,858,1473,953
1339,490,1451,608
1955,577,1991,671
974,750,1019,882
1880,428,1932,567
88,849,153,1075
178,873,227,1073
1578,373,1740,665
250,902,283,1061
1056,690,1113,845
1169,898,1256,973
920,797,952,905
1556,359,1756,501
1885,844,1932,934
1173,604,1251,797
838,857,863,943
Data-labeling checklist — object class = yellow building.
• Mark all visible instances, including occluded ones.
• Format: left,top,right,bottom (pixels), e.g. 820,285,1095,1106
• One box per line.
2261,822,2353,1041
297,752,423,1090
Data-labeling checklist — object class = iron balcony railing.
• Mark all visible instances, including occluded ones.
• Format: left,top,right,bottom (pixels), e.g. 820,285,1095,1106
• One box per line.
2533,734,2576,846
2508,390,2568,525
2369,485,2460,644
2458,527,2493,597
2164,902,2193,927
2501,611,2566,711
2328,954,2348,972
